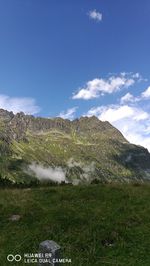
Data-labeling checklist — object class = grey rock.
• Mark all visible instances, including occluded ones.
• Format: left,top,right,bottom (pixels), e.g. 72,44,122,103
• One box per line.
38,240,61,266
9,215,21,221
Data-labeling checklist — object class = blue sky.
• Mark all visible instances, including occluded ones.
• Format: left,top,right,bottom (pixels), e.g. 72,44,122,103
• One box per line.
0,0,150,150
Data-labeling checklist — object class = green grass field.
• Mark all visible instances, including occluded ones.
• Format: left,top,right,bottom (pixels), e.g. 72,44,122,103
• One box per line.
0,184,150,266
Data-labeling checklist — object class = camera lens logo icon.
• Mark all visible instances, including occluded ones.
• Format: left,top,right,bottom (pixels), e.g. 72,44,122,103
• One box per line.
7,254,22,262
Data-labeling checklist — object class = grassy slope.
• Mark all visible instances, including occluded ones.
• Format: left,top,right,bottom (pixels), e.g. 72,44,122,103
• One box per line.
1,114,150,185
9,130,137,183
0,184,150,266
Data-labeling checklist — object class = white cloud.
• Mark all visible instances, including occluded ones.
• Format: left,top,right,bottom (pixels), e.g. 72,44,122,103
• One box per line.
87,105,148,122
132,72,140,78
0,94,40,114
72,73,139,100
86,104,150,151
28,163,67,183
120,86,150,104
58,107,77,120
141,86,150,99
120,92,139,104
121,72,146,82
88,9,102,22
27,160,96,185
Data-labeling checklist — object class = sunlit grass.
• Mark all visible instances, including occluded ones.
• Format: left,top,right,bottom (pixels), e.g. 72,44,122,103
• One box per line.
0,183,150,265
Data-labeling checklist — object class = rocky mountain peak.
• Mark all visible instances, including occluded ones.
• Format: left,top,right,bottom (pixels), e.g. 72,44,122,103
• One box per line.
0,108,127,143
0,109,14,122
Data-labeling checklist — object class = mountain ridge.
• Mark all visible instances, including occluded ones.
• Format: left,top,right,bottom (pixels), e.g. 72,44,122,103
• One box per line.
0,108,126,140
0,108,150,186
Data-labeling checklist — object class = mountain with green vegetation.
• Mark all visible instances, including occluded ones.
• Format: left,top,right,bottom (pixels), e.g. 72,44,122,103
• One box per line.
0,108,150,186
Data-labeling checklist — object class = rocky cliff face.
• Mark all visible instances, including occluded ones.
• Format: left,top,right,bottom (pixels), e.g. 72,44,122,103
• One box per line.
0,109,127,141
0,109,14,121
0,108,150,186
